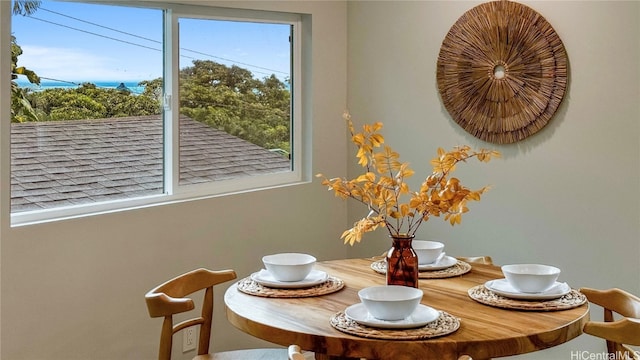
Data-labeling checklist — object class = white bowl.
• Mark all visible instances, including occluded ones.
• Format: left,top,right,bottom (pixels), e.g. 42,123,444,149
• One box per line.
412,240,445,265
501,264,561,293
262,253,316,282
358,285,423,321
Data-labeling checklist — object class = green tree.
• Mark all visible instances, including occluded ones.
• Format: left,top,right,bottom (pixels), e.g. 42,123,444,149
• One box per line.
11,0,41,122
74,83,160,117
16,54,290,153
11,35,40,122
178,60,291,152
29,83,162,121
139,78,163,100
13,0,41,16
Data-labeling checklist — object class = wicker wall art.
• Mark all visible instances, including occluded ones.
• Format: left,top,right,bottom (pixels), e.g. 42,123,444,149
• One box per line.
436,0,568,144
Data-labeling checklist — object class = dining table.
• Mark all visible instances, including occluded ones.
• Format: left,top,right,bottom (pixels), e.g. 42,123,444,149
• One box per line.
223,257,589,360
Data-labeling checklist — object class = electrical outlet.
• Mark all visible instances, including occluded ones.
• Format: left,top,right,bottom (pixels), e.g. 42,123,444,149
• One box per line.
183,327,196,352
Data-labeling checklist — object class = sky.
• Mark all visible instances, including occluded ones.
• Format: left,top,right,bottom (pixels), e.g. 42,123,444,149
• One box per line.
11,0,291,84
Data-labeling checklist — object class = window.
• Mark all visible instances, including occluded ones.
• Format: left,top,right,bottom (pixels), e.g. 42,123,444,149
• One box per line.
8,1,304,225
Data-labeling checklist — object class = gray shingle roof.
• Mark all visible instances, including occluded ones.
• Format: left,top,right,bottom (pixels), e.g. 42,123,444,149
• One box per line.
11,115,291,212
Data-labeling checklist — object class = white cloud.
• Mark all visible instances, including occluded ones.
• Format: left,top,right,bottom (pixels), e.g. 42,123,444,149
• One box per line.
19,45,161,82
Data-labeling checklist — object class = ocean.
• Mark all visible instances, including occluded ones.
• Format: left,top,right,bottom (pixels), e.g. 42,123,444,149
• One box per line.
17,80,147,95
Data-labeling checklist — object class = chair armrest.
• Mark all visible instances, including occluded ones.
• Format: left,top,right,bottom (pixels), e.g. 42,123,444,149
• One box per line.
583,318,640,346
145,292,195,317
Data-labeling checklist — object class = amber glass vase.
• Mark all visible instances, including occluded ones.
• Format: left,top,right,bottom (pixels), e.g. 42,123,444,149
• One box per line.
386,234,419,288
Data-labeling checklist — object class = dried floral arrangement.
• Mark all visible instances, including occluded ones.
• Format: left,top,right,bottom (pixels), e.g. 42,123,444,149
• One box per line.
317,112,500,245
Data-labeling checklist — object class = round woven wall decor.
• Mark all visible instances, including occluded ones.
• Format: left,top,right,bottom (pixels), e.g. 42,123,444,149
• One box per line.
436,0,568,144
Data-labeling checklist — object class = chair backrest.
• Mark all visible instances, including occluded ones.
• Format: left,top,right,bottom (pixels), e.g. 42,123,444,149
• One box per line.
145,268,237,360
456,256,493,265
580,287,640,359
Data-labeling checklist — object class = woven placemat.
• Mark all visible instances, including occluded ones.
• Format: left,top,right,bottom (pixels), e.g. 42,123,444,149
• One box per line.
468,285,586,311
371,260,471,279
237,276,344,298
330,310,460,340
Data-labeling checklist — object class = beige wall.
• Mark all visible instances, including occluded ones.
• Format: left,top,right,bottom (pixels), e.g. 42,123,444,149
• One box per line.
346,1,640,359
0,1,348,359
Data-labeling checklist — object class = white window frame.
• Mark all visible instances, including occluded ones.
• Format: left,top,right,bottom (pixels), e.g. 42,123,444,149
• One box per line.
5,1,309,226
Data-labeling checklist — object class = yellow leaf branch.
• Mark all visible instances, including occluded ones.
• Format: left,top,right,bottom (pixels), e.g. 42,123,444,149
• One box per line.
317,112,500,245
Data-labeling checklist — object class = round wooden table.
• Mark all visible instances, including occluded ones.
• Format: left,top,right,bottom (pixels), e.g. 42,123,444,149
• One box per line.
224,258,589,360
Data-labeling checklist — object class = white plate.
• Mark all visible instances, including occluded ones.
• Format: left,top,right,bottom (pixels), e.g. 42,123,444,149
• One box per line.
484,279,571,300
344,303,440,329
419,255,457,271
250,269,328,289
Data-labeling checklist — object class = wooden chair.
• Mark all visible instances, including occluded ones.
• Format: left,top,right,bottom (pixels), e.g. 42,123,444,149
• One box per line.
456,256,493,265
579,287,640,360
145,268,288,360
288,345,316,360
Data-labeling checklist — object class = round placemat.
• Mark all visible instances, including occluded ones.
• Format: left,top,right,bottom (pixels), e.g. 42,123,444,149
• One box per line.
371,260,471,279
468,285,587,311
330,310,460,340
237,276,344,298
436,0,568,144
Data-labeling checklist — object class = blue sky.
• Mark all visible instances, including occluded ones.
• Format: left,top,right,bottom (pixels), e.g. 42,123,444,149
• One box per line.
11,0,291,84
